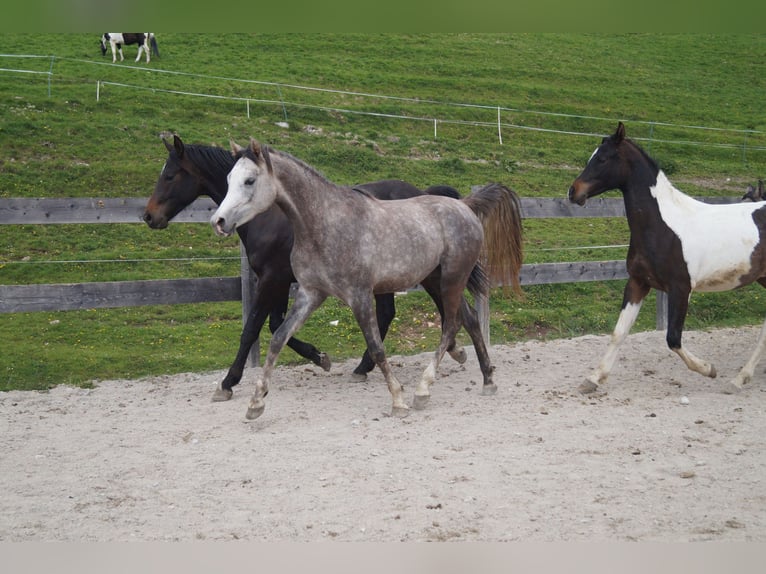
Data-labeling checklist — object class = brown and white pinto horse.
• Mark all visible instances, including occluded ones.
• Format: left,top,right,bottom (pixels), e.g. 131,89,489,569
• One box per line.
569,122,766,395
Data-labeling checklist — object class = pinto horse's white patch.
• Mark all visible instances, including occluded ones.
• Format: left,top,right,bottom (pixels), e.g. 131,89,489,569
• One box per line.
650,171,763,292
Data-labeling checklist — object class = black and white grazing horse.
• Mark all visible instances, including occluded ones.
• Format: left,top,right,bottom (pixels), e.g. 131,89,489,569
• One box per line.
100,33,159,63
569,122,766,395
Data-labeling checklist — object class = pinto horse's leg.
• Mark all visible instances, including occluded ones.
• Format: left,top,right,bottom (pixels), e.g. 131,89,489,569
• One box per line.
581,277,650,394
348,291,409,417
245,287,327,421
666,286,716,379
351,293,395,381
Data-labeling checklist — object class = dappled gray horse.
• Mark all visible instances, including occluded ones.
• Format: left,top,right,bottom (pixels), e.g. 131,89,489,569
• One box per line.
212,139,523,420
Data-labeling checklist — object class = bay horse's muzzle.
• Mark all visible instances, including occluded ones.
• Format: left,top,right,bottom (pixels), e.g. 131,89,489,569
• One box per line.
568,181,588,206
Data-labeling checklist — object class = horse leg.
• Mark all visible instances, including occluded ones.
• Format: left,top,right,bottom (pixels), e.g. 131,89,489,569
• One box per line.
212,302,270,402
581,277,650,394
268,286,331,371
245,287,327,421
413,287,463,410
457,295,497,396
135,44,143,62
666,287,717,379
348,292,409,417
726,278,766,393
351,293,394,382
420,273,468,364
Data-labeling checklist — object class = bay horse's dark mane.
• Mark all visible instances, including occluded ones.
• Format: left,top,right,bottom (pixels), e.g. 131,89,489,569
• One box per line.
180,143,234,179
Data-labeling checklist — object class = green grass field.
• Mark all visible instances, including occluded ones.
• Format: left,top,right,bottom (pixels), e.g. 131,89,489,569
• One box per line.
1,33,765,391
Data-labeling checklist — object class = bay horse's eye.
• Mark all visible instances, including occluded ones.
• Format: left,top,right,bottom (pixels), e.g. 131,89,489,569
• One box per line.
245,177,255,186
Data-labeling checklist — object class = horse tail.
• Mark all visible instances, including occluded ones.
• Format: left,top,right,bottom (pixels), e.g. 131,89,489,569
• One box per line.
149,34,160,57
461,182,524,296
424,184,461,200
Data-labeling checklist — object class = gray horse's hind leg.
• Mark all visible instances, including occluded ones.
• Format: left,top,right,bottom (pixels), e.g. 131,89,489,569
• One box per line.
457,296,496,395
348,292,409,417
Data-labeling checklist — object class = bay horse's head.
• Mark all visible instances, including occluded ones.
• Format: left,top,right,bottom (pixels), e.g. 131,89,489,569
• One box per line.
568,122,632,206
211,138,275,237
144,134,206,229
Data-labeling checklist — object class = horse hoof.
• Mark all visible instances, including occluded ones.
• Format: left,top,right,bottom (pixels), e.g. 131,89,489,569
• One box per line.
318,353,332,372
413,394,430,410
708,365,717,379
449,347,468,364
212,388,233,402
391,405,410,418
578,380,599,394
245,404,265,420
721,381,742,395
350,372,368,382
481,383,498,396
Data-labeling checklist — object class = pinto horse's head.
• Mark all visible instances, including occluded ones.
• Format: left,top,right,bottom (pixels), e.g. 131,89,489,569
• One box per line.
211,139,275,237
143,134,201,229
568,122,629,206
100,33,109,56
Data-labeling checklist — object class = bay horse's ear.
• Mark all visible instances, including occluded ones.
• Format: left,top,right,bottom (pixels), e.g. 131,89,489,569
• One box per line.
230,140,244,157
249,137,273,174
172,134,184,158
615,121,626,142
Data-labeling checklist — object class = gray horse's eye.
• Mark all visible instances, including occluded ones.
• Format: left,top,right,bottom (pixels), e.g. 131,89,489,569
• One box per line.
245,177,255,186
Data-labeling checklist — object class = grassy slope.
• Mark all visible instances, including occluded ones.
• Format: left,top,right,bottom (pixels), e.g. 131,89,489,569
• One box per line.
1,33,765,390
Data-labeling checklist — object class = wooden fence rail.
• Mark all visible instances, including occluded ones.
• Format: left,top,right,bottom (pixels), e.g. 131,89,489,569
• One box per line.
1,195,740,332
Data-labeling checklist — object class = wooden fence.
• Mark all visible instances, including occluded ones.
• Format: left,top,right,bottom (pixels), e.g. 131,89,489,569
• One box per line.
1,195,740,347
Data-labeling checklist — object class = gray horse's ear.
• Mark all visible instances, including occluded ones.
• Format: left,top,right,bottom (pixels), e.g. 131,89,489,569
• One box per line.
230,140,244,156
250,138,273,174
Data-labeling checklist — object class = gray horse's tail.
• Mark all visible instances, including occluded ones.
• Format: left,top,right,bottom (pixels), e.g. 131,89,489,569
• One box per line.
462,182,524,296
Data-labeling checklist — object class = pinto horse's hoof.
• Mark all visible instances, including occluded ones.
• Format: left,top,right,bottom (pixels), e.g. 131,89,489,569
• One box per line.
318,353,332,372
413,394,430,410
350,372,368,382
578,380,599,394
212,388,233,402
481,383,498,396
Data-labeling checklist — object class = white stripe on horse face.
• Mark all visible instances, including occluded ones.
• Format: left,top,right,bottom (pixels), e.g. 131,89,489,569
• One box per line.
650,171,763,292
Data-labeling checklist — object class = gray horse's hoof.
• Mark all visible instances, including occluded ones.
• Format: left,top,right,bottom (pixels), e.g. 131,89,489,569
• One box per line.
449,347,468,364
318,353,332,372
350,372,368,382
391,405,410,418
481,383,498,396
245,404,265,420
212,388,233,402
413,394,430,410
578,380,599,394
721,381,742,395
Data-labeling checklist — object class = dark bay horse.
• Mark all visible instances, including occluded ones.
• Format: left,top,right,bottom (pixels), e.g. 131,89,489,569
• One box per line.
144,135,467,400
569,122,766,395
212,139,523,420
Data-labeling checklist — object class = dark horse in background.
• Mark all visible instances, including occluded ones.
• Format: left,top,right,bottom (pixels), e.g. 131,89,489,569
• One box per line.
100,33,159,63
144,135,468,400
569,122,766,395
